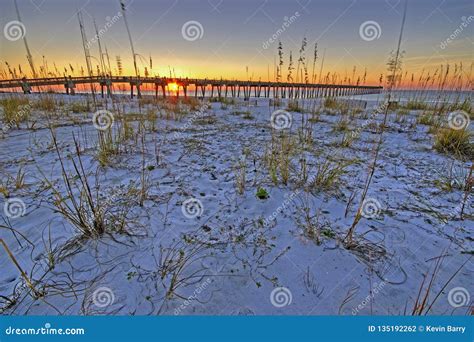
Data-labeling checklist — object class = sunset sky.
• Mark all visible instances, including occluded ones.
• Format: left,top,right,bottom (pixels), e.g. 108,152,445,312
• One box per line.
0,0,472,86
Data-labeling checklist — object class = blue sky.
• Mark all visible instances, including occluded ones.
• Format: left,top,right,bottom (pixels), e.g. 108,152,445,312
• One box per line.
0,0,472,83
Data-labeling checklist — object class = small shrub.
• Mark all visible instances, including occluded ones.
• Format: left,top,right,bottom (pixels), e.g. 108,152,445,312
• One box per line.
397,108,409,116
418,112,436,126
321,228,335,238
448,99,472,114
234,159,247,195
287,100,304,112
35,96,56,111
70,101,89,113
323,97,338,109
138,97,157,106
434,128,472,158
243,111,254,120
309,159,351,191
0,97,30,127
404,101,428,110
263,132,296,185
256,187,269,200
333,118,349,132
340,131,357,148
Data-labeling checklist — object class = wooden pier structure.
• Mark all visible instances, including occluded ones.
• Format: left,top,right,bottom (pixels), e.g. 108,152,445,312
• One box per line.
0,76,383,99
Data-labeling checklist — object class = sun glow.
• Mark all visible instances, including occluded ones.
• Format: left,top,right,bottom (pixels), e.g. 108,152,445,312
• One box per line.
168,82,179,92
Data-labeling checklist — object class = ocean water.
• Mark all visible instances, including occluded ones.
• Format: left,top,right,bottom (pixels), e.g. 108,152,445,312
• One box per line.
348,90,472,104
